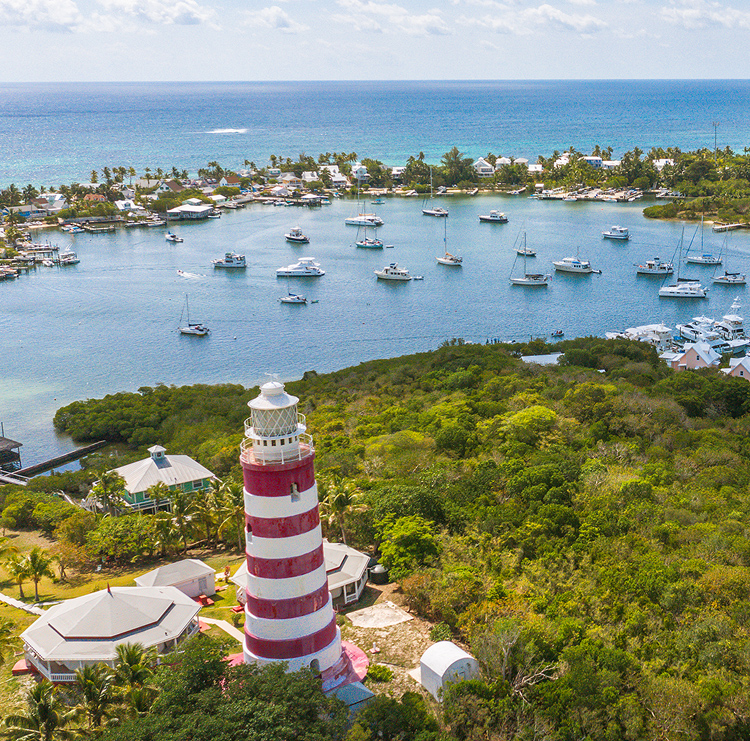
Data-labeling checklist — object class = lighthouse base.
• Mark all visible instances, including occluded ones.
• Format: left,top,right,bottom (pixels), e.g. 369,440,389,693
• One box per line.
243,628,343,674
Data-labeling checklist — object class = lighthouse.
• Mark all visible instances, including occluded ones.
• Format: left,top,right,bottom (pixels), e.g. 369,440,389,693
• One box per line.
239,379,344,679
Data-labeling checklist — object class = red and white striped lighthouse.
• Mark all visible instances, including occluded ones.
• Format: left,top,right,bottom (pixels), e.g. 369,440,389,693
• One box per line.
240,380,343,677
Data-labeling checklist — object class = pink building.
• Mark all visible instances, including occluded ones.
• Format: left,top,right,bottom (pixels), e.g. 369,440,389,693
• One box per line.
667,342,721,371
723,356,750,380
239,380,349,686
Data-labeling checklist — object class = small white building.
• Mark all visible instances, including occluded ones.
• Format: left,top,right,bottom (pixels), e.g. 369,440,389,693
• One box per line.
420,641,479,701
21,586,200,683
135,559,216,598
723,356,750,380
527,163,543,175
166,203,213,220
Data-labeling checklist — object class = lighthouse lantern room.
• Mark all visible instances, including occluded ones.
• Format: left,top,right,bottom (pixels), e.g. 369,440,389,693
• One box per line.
240,379,344,681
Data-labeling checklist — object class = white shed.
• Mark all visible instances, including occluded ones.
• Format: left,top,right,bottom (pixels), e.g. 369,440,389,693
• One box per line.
135,559,215,598
419,641,479,701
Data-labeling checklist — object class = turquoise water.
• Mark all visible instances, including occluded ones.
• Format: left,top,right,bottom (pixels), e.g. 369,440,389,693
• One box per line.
2,194,749,465
4,78,750,465
2,80,750,186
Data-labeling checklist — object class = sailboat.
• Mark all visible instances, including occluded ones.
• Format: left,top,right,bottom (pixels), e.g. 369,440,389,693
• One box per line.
345,173,384,227
422,168,448,217
685,217,721,265
510,233,550,286
659,228,708,298
436,216,462,265
178,294,210,335
712,235,746,284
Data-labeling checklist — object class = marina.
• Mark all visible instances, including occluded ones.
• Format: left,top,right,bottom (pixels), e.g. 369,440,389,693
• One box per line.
5,182,750,468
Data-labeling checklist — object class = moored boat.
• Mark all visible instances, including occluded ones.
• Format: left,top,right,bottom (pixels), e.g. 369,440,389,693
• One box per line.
636,257,673,275
345,213,384,227
659,279,708,298
602,225,629,240
280,292,307,304
510,233,549,286
212,251,246,268
165,232,183,243
276,257,325,277
285,227,309,243
478,210,509,223
553,256,594,274
375,262,412,281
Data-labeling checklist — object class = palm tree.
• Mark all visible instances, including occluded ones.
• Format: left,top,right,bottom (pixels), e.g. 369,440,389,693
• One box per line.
170,490,195,552
318,476,365,545
90,470,126,516
26,547,55,602
218,479,245,552
192,486,218,546
153,512,179,558
114,643,156,688
4,679,75,741
4,553,30,599
0,618,17,667
74,664,118,731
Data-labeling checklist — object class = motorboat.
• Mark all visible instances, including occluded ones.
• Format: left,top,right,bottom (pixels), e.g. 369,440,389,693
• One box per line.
551,330,564,338
374,263,412,281
636,257,673,275
212,251,246,268
713,271,746,285
371,198,385,205
686,253,722,265
42,259,54,267
478,210,509,223
553,256,594,274
602,225,629,240
285,227,309,243
517,247,536,256
165,232,183,243
280,292,307,304
436,217,462,265
715,298,745,339
658,279,708,298
345,213,384,227
178,295,209,336
58,250,80,265
356,237,384,249
422,205,448,217
207,212,221,219
276,257,325,277
436,253,462,266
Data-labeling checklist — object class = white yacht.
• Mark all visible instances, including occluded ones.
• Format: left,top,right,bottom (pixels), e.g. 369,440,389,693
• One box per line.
436,253,462,266
280,293,307,304
658,279,708,298
285,227,309,243
345,213,384,227
355,237,384,249
178,295,209,336
553,256,594,274
422,205,448,217
478,210,508,223
374,263,412,281
58,250,80,265
602,225,629,240
715,298,746,340
635,257,673,275
685,253,722,265
165,232,184,243
276,258,325,277
713,270,746,285
510,233,549,286
212,251,246,268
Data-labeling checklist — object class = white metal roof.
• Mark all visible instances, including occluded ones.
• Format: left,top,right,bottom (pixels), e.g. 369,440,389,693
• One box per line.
135,559,215,587
22,587,200,663
111,453,215,495
420,641,475,675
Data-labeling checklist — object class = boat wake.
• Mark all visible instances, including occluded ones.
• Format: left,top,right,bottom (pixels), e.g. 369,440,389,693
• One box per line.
206,128,247,134
177,270,203,279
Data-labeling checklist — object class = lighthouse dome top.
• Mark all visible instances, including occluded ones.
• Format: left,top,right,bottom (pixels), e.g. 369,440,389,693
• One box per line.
249,380,299,412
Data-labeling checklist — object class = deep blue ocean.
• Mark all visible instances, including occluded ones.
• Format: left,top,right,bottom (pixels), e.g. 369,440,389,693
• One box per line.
2,80,750,466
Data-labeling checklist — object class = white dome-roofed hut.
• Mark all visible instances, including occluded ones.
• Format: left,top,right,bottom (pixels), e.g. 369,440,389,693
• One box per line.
419,641,479,701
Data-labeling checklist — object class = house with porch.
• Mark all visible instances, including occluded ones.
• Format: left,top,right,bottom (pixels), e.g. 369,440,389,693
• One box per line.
473,157,495,178
108,445,216,513
20,586,200,683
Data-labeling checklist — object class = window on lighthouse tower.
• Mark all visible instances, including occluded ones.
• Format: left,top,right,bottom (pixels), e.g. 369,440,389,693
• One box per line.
290,483,300,502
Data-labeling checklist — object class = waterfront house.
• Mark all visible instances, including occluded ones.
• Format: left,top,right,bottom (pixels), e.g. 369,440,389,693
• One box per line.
156,180,184,194
280,173,303,189
722,356,750,380
209,194,227,204
83,193,105,203
495,156,512,166
135,559,216,598
473,157,495,178
108,444,216,513
391,166,406,182
351,163,369,183
302,171,320,184
666,342,721,371
602,160,621,170
114,199,147,213
267,167,282,180
514,157,529,166
219,175,242,188
653,158,674,172
135,178,161,190
21,586,200,683
527,163,543,175
582,155,603,169
166,203,213,220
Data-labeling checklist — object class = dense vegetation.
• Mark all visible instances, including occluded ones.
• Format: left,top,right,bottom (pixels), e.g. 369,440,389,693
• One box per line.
9,337,750,739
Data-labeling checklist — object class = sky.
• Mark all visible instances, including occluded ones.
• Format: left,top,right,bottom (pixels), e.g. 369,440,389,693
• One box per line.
0,0,748,81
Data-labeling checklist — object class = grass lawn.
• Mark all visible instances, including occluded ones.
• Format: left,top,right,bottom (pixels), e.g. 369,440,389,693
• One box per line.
0,603,37,719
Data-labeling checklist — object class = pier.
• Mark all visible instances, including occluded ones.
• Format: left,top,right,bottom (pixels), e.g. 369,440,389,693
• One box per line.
0,440,108,485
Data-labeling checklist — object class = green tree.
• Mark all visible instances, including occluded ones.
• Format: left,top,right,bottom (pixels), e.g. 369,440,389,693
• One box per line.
90,470,126,516
319,475,364,544
26,547,55,602
4,553,31,599
441,146,475,186
74,663,119,731
3,679,76,741
377,516,439,581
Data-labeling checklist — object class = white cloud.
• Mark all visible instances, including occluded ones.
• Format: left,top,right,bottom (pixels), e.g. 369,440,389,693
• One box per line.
99,0,215,26
333,0,451,36
243,5,310,33
0,0,83,32
460,2,607,34
661,0,750,29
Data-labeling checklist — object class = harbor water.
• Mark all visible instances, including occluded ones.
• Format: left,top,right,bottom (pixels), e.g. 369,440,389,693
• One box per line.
2,194,749,464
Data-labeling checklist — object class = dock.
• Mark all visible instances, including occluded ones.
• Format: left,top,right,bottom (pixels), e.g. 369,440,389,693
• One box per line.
0,440,108,485
712,223,747,232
